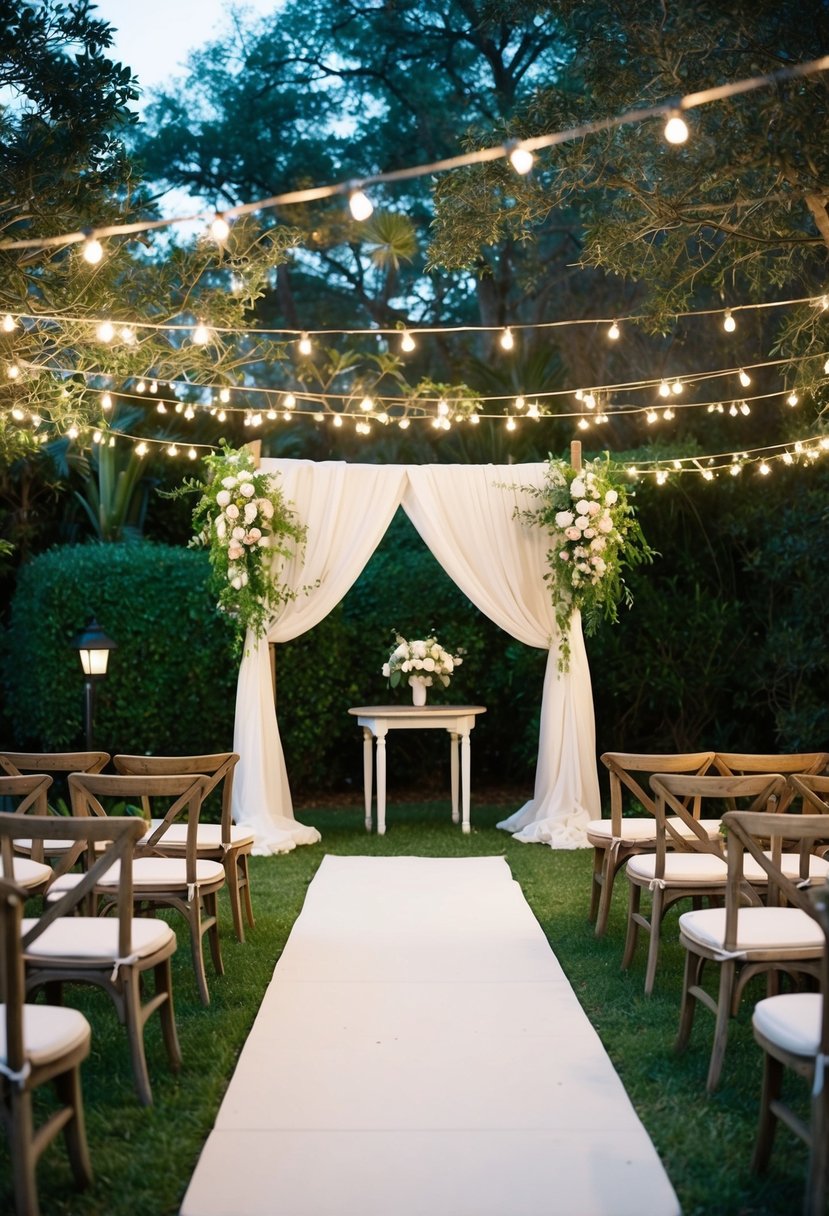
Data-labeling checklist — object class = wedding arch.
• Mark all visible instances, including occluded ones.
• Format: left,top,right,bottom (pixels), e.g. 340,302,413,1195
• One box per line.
231,458,601,855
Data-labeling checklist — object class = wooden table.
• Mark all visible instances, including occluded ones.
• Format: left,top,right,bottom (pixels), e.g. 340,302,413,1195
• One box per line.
348,705,487,836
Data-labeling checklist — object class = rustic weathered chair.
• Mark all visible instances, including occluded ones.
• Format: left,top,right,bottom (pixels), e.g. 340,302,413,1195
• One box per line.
751,881,829,1216
67,772,225,1006
0,875,93,1216
0,752,109,861
589,751,717,936
112,752,254,942
676,809,829,1093
788,775,829,858
1,810,180,1108
713,753,829,813
0,775,54,896
623,773,786,995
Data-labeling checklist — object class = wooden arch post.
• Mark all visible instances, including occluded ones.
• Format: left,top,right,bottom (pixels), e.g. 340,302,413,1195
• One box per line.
570,439,582,472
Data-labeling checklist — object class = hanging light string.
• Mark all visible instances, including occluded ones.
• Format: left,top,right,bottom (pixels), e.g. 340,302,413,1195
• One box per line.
1,55,828,256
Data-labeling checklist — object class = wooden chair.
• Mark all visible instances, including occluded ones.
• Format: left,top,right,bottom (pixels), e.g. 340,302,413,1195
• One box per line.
713,753,829,813
0,775,55,896
1,811,181,1108
589,751,716,936
0,876,93,1216
751,882,829,1216
676,809,829,1093
0,753,109,860
788,775,829,857
67,772,225,1006
112,753,254,942
623,773,786,995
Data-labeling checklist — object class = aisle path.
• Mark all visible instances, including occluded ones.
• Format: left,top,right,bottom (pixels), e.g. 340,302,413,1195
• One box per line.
181,856,679,1216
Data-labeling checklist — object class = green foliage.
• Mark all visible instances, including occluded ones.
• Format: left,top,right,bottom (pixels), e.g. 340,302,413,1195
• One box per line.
2,541,238,753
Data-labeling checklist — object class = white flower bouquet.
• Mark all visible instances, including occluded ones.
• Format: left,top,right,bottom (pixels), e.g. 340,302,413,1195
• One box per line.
516,454,653,668
383,634,463,690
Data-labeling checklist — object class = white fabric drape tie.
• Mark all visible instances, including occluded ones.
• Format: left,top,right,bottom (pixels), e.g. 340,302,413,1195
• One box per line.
648,878,667,892
0,1058,31,1087
110,953,140,982
813,1051,828,1096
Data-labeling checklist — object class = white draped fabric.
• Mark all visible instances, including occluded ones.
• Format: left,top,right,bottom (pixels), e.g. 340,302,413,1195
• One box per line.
232,459,599,855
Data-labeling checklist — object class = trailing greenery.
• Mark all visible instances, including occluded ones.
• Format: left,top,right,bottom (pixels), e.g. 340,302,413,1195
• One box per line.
1,542,237,755
0,803,809,1215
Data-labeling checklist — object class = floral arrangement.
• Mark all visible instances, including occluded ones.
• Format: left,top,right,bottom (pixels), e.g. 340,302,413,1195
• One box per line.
175,443,306,646
516,454,653,669
383,634,463,690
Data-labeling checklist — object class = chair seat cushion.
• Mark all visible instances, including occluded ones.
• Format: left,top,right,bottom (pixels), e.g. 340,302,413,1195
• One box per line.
742,852,829,884
587,816,721,845
148,819,255,850
0,1003,91,1070
627,852,727,885
13,838,74,856
752,992,823,1058
0,856,52,889
22,916,176,964
48,857,225,895
679,906,824,956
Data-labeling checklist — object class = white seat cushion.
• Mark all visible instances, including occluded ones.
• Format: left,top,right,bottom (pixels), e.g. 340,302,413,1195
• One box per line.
587,819,658,844
669,817,722,841
148,819,255,849
13,838,74,855
679,906,824,956
0,1003,91,1070
0,856,52,889
22,915,175,963
48,857,225,896
752,992,823,1057
742,852,829,883
627,852,728,885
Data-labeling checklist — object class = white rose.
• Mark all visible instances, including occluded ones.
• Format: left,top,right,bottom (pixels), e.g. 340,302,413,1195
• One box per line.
570,479,585,498
444,656,454,672
565,526,580,541
554,510,575,528
413,658,424,670
225,504,240,520
598,515,614,534
587,501,600,516
237,470,253,482
221,476,238,489
605,489,618,505
382,662,390,677
559,549,570,561
230,575,242,590
401,660,411,672
258,498,275,519
257,535,269,547
576,499,590,515
215,516,227,539
430,644,441,659
240,482,255,497
583,527,595,539
228,543,243,560
423,657,436,671
244,502,258,524
592,557,607,575
393,643,408,659
216,490,231,508
411,641,427,659
590,537,606,551
247,527,262,542
231,526,246,541
575,515,590,531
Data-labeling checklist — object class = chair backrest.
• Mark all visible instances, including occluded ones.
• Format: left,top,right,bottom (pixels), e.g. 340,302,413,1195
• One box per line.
0,773,53,863
600,751,716,832
68,772,209,879
0,751,109,818
112,753,238,840
714,754,829,812
651,773,785,866
0,810,146,960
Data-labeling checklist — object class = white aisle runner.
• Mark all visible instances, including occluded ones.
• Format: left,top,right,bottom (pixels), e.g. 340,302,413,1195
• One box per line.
181,856,679,1216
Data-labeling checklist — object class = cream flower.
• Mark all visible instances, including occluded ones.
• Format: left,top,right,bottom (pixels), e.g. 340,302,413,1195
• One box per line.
216,490,231,508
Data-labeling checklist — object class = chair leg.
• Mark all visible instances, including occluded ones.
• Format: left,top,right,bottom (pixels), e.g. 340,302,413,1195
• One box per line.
588,847,604,923
225,854,245,943
595,843,622,938
643,887,664,997
155,958,182,1074
621,881,641,971
676,948,701,1053
239,854,255,930
189,897,211,1007
9,1087,40,1216
706,959,736,1093
122,968,154,1107
54,1065,93,1190
205,891,224,977
751,1050,781,1173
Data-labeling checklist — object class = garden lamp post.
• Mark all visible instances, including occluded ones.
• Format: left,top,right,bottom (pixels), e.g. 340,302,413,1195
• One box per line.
71,618,117,751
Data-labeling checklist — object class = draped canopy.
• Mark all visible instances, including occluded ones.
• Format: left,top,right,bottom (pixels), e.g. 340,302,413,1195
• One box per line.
232,459,600,854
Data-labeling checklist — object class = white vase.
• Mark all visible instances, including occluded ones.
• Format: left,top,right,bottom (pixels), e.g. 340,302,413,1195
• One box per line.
410,677,428,707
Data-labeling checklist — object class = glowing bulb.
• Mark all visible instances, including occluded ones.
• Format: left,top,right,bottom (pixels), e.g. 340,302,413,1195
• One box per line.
740,402,751,416
723,310,736,333
82,237,104,264
646,409,658,424
739,369,751,387
348,188,374,221
702,469,714,481
267,409,277,421
298,333,312,356
469,413,480,425
508,144,534,175
101,392,112,411
782,452,794,465
437,398,449,416
6,363,20,379
577,417,589,430
400,330,416,353
730,462,741,476
192,322,211,345
157,402,167,414
149,380,158,394
217,410,226,423
67,424,79,439
135,442,148,457
656,470,668,485
2,314,15,332
30,413,41,427
167,444,178,457
527,403,539,419
759,462,771,475
360,395,374,413
658,380,670,398
283,392,296,410
506,417,517,431
136,380,146,393
188,447,197,460
663,407,675,420
120,326,136,345
729,403,738,417
787,391,799,407
333,415,343,428
283,410,293,421
92,430,102,444
209,214,230,242
671,379,682,395
219,387,231,404
514,396,525,411
251,412,263,427
11,407,24,421
574,389,584,402
607,321,620,341
499,327,514,351
584,393,596,410
663,112,689,145
824,358,829,375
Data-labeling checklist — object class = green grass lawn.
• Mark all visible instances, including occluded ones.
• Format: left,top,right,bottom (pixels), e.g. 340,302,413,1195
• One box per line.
0,799,812,1215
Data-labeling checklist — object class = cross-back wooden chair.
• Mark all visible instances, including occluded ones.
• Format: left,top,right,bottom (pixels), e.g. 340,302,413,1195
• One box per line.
751,881,829,1216
0,811,181,1108
589,751,717,936
788,775,829,858
0,774,54,896
112,752,254,942
713,753,829,813
0,753,109,861
676,809,829,1093
623,773,786,995
0,875,93,1216
67,772,224,1006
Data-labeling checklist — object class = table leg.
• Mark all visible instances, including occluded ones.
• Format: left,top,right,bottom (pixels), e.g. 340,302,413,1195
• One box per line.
461,730,472,834
376,729,387,836
450,732,459,823
362,727,374,832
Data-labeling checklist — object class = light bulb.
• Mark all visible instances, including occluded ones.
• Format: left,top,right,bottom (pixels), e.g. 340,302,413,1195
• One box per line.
283,392,296,410
157,402,167,414
658,380,670,398
506,417,517,431
400,330,416,353
219,387,231,403
92,430,101,444
577,417,589,430
729,403,738,417
283,410,293,421
251,412,263,427
149,380,158,393
333,415,343,428
398,418,410,430
584,393,596,410
192,322,211,345
499,327,514,351
782,451,794,465
167,444,178,457
67,425,79,439
348,188,374,221
739,369,751,387
759,462,771,475
663,112,689,145
136,380,146,393
101,392,112,411
730,462,741,476
607,321,620,341
527,403,539,419
514,396,525,411
663,407,675,420
671,379,682,395
469,413,480,425
656,470,668,485
217,409,226,423
6,363,20,379
359,395,374,413
2,314,16,332
646,409,658,424
787,391,799,406
298,333,312,356
209,214,230,242
437,398,449,416
508,144,534,175
11,407,24,421
135,442,148,457
824,357,829,375
723,310,736,333
188,447,197,460
740,402,751,415
82,237,104,264
120,326,136,345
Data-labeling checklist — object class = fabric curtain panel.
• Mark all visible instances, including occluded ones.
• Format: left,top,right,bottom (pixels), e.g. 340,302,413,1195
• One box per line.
232,459,600,854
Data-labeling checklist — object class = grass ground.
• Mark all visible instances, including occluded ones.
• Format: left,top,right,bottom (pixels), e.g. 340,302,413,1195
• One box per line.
0,798,813,1215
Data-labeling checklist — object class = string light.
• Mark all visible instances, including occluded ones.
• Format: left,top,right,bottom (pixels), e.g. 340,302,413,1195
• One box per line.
188,447,198,460
400,330,416,352
149,380,158,393
82,236,104,265
514,396,525,411
658,380,671,398
671,379,683,395
136,379,146,393
120,326,136,345
787,391,799,406
6,363,20,379
359,395,374,413
759,462,771,475
738,368,752,387
333,414,343,428
2,314,15,332
283,392,296,410
506,417,518,431
499,327,515,351
298,333,313,356
156,402,167,413
607,321,620,341
192,322,211,345
348,188,374,222
135,442,148,456
101,392,113,411
663,111,689,144
219,387,231,403
723,310,736,332
398,417,410,430
824,357,829,374
209,214,230,242
507,143,534,175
